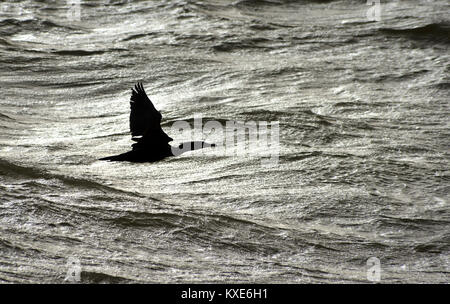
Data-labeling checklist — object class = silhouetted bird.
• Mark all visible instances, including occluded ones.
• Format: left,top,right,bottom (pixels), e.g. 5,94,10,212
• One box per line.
100,82,214,162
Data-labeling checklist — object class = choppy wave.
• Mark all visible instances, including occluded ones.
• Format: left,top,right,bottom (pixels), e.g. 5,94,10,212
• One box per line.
380,22,450,44
0,113,14,121
0,158,143,197
0,18,85,36
233,0,338,7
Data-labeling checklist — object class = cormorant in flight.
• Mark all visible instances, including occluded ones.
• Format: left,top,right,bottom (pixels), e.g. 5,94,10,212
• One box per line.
100,83,214,162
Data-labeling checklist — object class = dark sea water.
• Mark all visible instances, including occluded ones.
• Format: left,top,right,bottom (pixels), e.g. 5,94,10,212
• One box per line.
0,0,449,283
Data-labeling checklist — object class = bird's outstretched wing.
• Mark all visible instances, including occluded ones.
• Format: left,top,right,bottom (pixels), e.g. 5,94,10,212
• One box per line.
129,83,172,149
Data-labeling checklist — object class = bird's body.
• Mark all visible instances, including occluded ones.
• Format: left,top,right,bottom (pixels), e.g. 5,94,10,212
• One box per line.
100,83,214,162
99,144,173,162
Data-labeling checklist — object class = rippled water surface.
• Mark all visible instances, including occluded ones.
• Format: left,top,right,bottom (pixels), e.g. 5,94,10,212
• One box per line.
0,0,449,283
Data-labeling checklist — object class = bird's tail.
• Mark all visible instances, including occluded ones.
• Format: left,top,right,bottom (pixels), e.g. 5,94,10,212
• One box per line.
99,151,133,161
